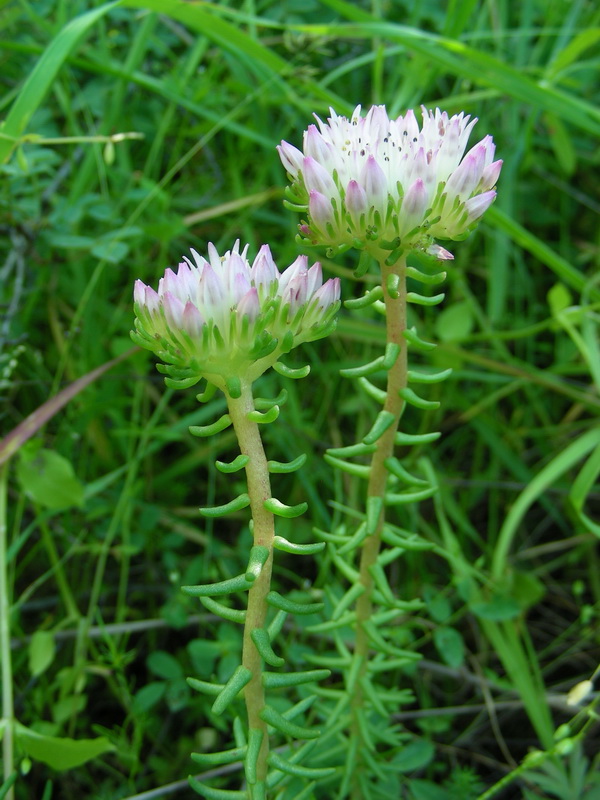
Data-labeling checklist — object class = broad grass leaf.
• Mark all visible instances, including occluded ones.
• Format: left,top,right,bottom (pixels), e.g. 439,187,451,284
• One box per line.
28,631,55,678
15,723,114,771
17,445,84,510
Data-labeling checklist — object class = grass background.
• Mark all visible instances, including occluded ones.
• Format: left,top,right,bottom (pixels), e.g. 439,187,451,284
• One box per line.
1,0,600,798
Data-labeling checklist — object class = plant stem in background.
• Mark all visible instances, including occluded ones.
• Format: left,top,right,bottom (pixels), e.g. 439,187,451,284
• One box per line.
227,381,276,783
0,464,15,800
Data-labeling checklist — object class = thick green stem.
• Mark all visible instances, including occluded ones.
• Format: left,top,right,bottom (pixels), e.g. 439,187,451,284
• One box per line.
226,382,276,789
0,464,15,800
350,255,407,794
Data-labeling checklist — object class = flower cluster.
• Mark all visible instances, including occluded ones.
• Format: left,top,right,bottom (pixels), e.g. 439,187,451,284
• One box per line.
278,105,502,257
132,241,340,390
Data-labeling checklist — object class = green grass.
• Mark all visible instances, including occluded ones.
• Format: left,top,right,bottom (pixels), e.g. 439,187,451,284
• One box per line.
1,0,600,798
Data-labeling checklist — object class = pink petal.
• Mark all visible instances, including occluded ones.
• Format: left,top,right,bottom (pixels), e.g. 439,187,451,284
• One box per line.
303,156,339,199
236,287,260,321
361,155,388,212
306,263,323,298
345,180,368,220
464,190,496,223
163,291,185,330
134,279,147,306
277,141,305,177
182,301,204,337
308,190,334,229
251,244,279,292
478,159,503,192
144,285,160,315
279,255,308,296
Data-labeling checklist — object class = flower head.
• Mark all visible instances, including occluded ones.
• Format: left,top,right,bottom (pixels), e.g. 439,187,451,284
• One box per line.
278,105,502,258
132,241,340,390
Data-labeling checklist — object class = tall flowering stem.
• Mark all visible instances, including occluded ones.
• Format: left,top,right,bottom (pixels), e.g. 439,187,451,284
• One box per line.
227,380,275,782
279,104,501,797
132,242,340,798
353,256,407,665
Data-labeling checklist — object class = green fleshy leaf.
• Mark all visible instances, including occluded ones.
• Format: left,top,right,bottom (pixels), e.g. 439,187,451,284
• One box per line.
182,573,253,597
266,591,324,616
245,729,263,785
247,406,280,424
189,414,232,437
259,705,320,740
399,386,440,411
211,666,252,715
250,628,284,667
199,596,246,624
199,493,251,518
344,286,383,309
363,410,396,445
273,536,325,555
267,751,336,778
263,497,307,518
245,546,270,582
273,361,310,379
267,454,307,473
191,746,247,767
215,455,250,474
189,777,246,799
262,669,330,689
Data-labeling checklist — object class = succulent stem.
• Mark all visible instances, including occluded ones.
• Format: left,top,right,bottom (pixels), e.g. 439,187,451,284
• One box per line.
226,381,276,786
350,254,407,795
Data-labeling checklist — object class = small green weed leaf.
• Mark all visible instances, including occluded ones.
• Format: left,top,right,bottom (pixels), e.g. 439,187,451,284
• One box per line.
28,631,55,677
91,240,129,264
147,650,183,681
433,626,465,668
470,595,521,621
393,739,435,772
548,283,573,316
15,723,114,771
434,301,473,342
423,587,452,623
132,681,166,714
52,695,86,726
165,678,191,713
408,778,450,800
17,445,84,510
510,571,546,611
187,639,221,678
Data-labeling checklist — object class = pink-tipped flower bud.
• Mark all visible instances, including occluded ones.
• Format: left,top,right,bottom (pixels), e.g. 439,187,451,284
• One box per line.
132,242,341,390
